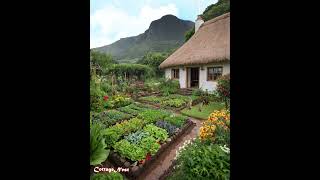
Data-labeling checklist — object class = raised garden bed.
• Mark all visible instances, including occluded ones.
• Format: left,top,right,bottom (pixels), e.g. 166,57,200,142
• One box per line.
108,119,195,179
137,94,200,111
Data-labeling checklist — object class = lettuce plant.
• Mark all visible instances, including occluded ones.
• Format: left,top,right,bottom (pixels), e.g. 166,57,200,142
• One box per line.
143,124,168,142
90,123,110,165
113,139,146,161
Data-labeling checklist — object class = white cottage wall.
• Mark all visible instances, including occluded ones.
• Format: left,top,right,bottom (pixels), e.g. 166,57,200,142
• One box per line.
165,68,171,79
179,67,187,88
164,62,229,91
199,63,230,92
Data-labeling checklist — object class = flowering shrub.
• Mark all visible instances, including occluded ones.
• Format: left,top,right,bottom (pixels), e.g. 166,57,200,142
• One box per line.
199,109,230,141
216,74,230,108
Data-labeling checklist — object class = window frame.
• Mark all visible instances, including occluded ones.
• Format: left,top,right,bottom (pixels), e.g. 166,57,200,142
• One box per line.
207,66,223,81
171,68,180,79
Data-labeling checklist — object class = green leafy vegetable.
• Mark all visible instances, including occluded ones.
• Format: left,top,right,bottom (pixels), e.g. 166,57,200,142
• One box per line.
90,123,110,165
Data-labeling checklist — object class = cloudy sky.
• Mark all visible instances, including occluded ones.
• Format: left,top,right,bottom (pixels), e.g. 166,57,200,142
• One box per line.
90,0,217,48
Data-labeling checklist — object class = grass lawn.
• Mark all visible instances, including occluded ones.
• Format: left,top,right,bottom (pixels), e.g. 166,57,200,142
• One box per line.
181,102,225,120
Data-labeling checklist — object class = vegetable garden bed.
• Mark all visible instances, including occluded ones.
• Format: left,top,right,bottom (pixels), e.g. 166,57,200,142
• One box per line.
91,99,193,179
108,119,195,179
137,94,200,111
92,102,156,128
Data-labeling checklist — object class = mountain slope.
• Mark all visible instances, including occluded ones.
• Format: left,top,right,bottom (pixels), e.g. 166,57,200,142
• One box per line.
93,15,194,63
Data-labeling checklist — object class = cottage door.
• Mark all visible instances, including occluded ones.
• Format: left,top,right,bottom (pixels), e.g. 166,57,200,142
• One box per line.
190,67,199,88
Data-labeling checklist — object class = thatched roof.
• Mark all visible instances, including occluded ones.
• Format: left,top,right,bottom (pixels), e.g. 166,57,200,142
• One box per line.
159,12,230,69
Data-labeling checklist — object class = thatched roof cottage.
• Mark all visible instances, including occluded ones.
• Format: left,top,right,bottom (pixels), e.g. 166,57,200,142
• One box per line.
159,12,230,92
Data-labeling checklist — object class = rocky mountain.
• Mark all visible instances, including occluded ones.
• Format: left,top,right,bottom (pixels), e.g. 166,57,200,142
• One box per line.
92,15,194,63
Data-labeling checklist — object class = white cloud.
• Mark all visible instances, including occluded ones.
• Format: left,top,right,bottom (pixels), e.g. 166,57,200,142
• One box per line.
90,4,178,48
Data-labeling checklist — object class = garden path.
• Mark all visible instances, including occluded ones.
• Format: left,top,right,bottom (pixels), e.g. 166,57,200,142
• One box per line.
136,117,202,180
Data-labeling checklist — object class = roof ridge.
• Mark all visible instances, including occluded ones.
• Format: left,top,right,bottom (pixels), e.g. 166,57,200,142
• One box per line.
201,12,230,28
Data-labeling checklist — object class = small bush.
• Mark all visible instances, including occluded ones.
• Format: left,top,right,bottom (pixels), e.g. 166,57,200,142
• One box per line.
159,78,180,95
169,139,230,180
216,74,230,108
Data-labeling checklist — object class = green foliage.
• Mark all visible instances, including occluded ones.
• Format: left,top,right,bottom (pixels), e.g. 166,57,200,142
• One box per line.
216,74,230,108
124,130,150,144
137,52,168,77
183,0,230,42
184,27,195,42
113,139,146,161
90,172,123,180
161,98,186,108
143,124,168,142
105,94,132,109
215,125,230,146
140,95,162,103
90,50,116,75
159,78,180,95
90,123,110,165
202,0,230,21
144,78,162,92
125,103,151,112
103,118,145,146
93,110,132,127
192,89,205,96
137,109,171,124
181,102,225,120
138,136,160,155
114,136,161,161
140,94,191,107
100,83,112,94
169,139,230,180
155,120,177,136
164,114,188,128
90,79,106,112
108,63,155,80
117,106,140,116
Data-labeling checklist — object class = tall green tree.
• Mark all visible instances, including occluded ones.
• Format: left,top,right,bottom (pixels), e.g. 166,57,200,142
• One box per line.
137,52,168,77
90,50,116,75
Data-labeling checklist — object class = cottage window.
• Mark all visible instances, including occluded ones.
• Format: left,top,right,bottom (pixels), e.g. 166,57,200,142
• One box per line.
171,69,179,79
207,67,223,81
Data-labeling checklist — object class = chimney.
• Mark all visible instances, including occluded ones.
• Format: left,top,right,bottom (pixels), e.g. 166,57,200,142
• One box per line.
195,15,204,33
